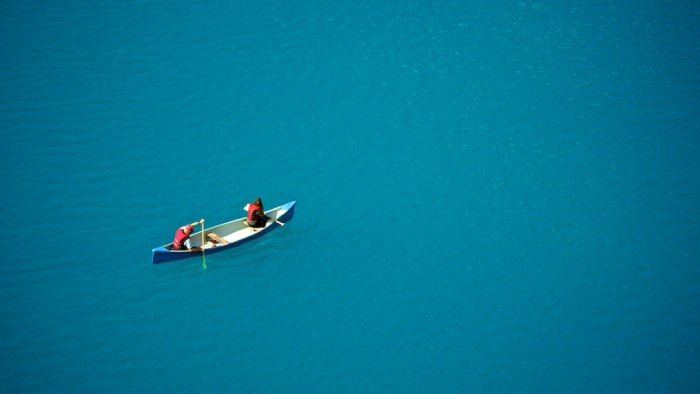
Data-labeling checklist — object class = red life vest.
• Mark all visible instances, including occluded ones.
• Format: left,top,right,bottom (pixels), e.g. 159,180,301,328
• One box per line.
172,227,190,250
247,203,261,221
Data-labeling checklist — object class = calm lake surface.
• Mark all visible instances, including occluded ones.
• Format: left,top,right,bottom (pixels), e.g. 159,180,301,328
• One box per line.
1,1,699,392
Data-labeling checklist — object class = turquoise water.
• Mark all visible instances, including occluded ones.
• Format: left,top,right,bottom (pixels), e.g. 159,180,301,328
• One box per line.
2,1,699,392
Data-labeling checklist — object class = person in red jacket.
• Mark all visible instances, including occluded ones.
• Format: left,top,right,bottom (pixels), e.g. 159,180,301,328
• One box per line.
172,220,201,250
246,197,270,228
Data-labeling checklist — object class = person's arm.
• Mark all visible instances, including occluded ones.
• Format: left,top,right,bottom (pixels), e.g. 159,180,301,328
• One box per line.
253,208,266,220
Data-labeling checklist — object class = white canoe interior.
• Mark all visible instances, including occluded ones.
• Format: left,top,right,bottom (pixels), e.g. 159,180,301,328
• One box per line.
167,204,288,251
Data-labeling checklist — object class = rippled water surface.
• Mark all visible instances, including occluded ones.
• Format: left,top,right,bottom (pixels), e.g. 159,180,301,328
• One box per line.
1,1,699,392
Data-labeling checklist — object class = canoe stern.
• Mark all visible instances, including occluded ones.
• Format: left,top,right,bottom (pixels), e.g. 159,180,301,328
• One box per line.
151,246,196,264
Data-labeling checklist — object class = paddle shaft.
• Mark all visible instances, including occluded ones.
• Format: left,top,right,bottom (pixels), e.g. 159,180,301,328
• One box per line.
200,219,206,269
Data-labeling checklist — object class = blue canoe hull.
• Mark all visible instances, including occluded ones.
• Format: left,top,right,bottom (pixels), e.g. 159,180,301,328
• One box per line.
152,201,296,264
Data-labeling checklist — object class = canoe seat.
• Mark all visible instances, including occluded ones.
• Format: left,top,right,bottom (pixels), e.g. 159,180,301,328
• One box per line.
207,232,228,245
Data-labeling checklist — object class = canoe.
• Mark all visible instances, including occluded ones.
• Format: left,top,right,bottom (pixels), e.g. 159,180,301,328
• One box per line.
152,201,296,264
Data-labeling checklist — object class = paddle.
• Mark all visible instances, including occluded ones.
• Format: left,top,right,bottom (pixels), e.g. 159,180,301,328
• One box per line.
199,218,206,270
243,204,284,226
